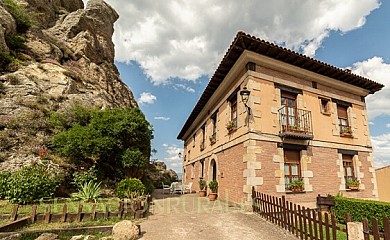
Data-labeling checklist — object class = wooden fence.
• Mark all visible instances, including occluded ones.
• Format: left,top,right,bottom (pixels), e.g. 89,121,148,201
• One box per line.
0,199,150,232
252,188,390,240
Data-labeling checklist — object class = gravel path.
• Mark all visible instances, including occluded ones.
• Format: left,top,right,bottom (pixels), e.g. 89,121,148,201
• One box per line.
139,190,297,240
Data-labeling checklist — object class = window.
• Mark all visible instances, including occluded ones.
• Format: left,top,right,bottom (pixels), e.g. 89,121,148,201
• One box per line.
211,113,217,136
312,81,318,89
210,112,217,144
187,150,190,161
284,149,301,190
230,97,237,128
337,105,350,135
281,91,297,130
192,134,196,147
343,154,355,187
320,98,331,114
200,125,205,150
200,160,204,178
191,163,195,179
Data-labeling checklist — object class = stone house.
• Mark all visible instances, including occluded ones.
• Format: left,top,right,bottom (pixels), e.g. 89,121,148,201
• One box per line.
177,32,384,207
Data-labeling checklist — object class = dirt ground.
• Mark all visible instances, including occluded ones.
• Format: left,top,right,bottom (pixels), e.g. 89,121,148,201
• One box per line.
138,190,298,240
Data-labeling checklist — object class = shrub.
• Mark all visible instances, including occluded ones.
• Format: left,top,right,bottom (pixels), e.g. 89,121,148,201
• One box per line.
5,34,26,50
51,106,153,179
6,164,60,204
141,177,155,195
116,178,145,199
332,195,390,231
72,166,98,187
0,53,14,69
71,180,101,202
0,171,11,199
7,75,21,85
49,103,93,131
0,82,6,95
3,0,32,33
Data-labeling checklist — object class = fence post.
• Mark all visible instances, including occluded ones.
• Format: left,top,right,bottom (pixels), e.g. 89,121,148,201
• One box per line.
10,205,19,221
347,222,364,240
282,195,287,230
30,205,37,223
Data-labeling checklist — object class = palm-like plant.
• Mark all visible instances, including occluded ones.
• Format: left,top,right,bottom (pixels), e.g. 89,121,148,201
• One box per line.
72,180,102,202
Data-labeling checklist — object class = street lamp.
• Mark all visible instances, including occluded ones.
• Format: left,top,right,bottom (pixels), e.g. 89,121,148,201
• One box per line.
240,86,251,115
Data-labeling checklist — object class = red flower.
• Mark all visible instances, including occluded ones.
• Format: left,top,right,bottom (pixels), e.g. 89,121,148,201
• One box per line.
39,150,47,158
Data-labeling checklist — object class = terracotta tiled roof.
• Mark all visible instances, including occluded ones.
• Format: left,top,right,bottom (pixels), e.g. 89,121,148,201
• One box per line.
177,31,384,139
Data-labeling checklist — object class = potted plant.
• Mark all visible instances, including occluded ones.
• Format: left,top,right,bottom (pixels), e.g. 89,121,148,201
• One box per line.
347,178,360,190
198,179,207,197
208,180,218,201
289,125,300,131
226,121,236,133
340,126,352,136
289,178,304,192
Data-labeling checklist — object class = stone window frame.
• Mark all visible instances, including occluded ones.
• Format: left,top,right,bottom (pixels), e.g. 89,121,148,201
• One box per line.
284,149,302,191
337,150,363,191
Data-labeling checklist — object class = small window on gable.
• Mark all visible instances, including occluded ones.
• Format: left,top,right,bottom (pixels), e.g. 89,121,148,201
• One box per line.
192,134,196,147
312,81,317,89
320,98,331,114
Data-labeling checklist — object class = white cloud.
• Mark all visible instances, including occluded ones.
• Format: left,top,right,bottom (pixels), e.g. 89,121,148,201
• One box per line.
138,92,157,104
162,144,183,172
154,116,170,121
350,57,390,119
105,0,379,84
369,122,375,125
174,84,196,93
371,134,390,168
387,123,390,128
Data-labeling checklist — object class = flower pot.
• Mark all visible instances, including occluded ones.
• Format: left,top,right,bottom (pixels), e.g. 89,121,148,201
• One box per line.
199,190,207,197
290,186,303,192
208,192,217,201
348,185,359,190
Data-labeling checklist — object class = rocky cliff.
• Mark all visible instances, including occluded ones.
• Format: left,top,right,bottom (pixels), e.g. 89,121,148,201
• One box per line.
0,0,138,169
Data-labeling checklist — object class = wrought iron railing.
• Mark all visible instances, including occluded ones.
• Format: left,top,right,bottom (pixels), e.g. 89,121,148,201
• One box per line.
278,106,313,138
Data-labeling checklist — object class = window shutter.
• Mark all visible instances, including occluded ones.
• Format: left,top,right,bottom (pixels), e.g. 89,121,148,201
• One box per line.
337,105,348,119
284,150,300,163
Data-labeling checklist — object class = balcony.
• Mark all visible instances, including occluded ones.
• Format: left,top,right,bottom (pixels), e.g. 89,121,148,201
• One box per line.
278,106,313,140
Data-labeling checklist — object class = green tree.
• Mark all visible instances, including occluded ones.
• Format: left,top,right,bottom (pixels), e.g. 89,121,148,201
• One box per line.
51,106,153,180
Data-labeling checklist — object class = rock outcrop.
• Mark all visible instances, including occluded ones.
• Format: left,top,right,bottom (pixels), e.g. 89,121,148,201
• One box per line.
146,161,179,187
0,0,138,169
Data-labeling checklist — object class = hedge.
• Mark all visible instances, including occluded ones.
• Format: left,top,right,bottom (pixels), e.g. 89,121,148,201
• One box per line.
332,195,390,231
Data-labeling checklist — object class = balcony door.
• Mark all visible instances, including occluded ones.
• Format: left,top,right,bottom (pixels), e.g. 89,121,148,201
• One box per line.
281,91,297,131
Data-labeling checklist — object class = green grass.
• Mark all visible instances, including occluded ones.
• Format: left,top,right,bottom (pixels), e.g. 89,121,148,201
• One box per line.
20,216,138,231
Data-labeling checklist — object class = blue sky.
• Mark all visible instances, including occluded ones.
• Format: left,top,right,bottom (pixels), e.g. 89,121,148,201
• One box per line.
96,0,390,173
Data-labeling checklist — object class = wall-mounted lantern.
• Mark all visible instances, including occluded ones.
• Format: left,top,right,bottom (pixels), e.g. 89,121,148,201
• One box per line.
240,86,251,115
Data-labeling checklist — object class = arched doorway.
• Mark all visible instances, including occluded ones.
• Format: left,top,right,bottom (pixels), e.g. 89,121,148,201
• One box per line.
210,159,217,181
